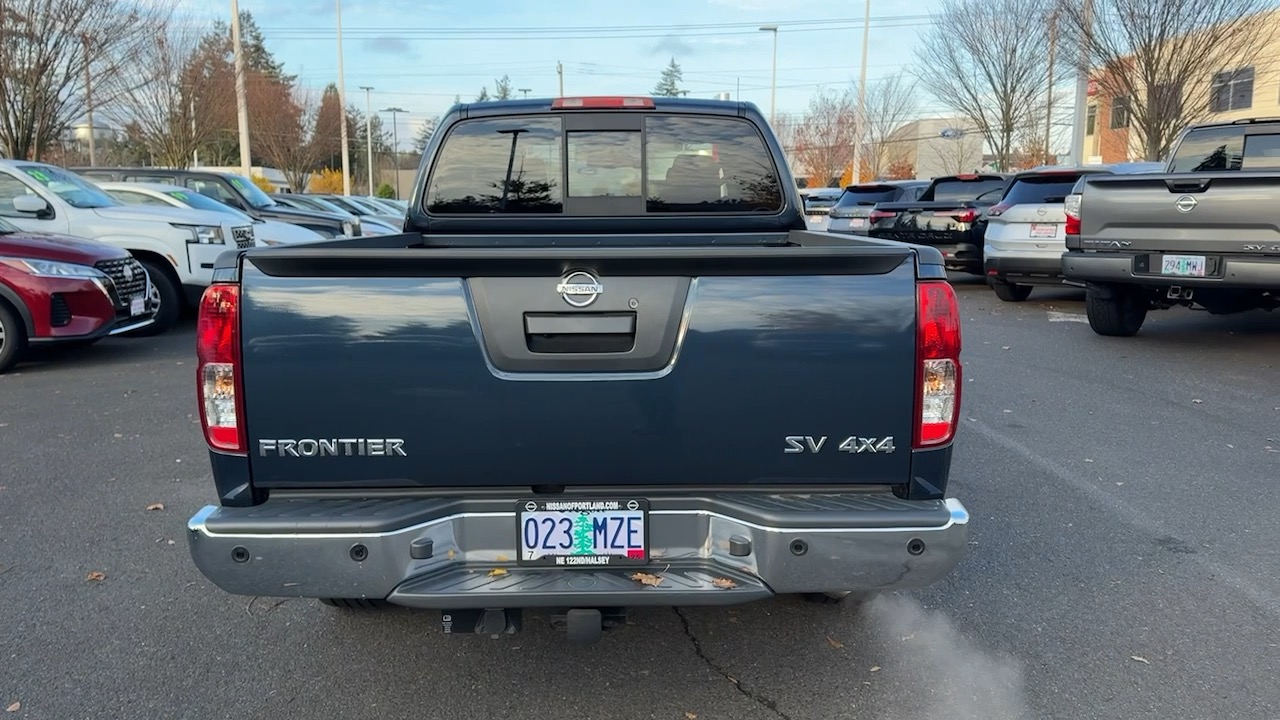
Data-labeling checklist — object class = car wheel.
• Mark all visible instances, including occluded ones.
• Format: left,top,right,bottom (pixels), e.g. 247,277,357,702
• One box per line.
0,301,28,375
990,280,1033,302
1085,283,1148,337
122,259,182,337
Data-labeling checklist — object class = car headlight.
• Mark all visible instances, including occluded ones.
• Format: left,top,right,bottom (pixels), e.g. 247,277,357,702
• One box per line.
0,257,108,279
172,223,225,244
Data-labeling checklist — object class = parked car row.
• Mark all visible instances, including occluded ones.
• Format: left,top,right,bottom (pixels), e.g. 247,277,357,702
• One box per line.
0,159,410,374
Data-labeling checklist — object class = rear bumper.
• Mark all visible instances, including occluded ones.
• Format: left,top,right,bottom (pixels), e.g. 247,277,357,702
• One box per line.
869,234,982,272
984,252,1066,284
1062,251,1280,289
187,493,970,608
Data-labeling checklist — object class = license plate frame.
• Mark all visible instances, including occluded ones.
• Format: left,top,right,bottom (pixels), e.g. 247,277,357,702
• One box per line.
516,498,650,567
130,297,146,316
850,217,867,229
1029,223,1058,238
1160,254,1207,277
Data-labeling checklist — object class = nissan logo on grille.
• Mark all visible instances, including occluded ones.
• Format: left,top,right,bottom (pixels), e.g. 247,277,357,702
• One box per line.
556,271,603,308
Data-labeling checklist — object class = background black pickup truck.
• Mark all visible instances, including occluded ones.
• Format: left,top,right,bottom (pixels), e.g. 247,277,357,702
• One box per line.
1062,118,1280,336
186,96,969,644
866,173,1011,274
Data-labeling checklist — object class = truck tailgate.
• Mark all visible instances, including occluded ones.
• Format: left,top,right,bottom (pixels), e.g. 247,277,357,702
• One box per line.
236,245,923,489
1081,173,1280,254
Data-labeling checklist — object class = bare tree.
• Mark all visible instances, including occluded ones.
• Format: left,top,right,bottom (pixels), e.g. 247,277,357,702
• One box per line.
913,0,1053,171
0,0,176,160
248,83,325,192
859,73,919,180
928,134,978,176
104,25,233,168
792,87,857,186
1058,0,1278,162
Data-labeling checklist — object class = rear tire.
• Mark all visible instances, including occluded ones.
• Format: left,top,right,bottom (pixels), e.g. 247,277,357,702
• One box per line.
318,598,391,610
990,280,1033,302
1085,283,1148,337
123,259,181,337
0,301,27,375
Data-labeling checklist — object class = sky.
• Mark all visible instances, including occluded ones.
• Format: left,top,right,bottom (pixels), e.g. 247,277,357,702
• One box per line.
173,0,958,151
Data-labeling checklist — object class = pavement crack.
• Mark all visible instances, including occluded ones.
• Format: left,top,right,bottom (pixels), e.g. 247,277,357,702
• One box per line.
673,607,793,720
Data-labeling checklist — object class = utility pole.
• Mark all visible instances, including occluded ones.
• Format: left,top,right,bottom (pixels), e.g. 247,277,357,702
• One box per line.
1069,0,1094,165
382,107,407,198
519,88,531,98
360,86,374,194
81,34,96,166
191,95,199,167
336,0,352,195
1045,5,1058,165
557,62,564,97
230,0,252,179
851,0,871,185
759,26,778,126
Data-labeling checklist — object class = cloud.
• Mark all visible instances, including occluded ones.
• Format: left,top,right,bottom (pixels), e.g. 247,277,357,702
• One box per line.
361,36,415,56
648,35,697,58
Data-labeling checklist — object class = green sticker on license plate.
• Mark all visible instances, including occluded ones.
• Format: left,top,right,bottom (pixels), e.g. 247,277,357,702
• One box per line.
517,499,649,567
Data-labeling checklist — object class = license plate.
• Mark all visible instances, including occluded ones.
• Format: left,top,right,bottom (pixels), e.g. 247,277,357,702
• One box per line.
517,499,649,567
1029,223,1058,238
130,297,146,316
850,217,867,229
1160,254,1207,277
808,214,824,223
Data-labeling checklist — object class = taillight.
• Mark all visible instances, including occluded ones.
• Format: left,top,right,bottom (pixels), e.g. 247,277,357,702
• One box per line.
552,96,655,109
196,283,246,454
869,209,896,221
986,202,1011,217
1063,193,1082,235
914,281,962,449
945,209,979,223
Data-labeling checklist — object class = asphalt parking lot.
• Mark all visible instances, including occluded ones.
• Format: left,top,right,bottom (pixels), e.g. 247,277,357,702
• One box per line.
2,276,1278,720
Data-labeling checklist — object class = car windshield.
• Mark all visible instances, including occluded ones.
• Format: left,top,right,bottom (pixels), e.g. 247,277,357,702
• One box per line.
223,174,277,209
166,189,253,220
299,196,353,215
927,177,1008,203
0,216,18,233
1002,174,1092,205
19,165,119,209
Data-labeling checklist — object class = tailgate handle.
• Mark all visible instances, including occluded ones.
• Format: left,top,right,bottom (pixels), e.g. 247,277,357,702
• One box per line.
1165,178,1211,193
524,312,637,354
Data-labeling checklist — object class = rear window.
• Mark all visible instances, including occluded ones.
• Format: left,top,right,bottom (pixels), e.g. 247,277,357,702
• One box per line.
926,177,1007,203
833,185,902,209
1001,174,1090,205
803,193,840,211
1241,133,1280,170
1168,126,1244,172
424,113,783,215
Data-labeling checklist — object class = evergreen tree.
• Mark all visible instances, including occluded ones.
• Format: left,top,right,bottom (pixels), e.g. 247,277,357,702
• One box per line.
653,57,685,97
476,87,490,102
494,74,513,100
411,116,439,155
309,84,344,170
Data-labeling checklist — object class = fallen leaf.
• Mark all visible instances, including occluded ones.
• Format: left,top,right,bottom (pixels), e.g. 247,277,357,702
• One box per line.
145,502,165,511
870,666,881,672
487,568,508,577
1084,458,1094,463
1192,399,1203,404
711,577,737,589
495,554,510,562
686,713,698,719
446,549,456,560
630,572,664,587
166,540,175,545
5,701,18,712
1001,346,1011,350
1130,655,1150,664
827,636,844,649
86,571,106,582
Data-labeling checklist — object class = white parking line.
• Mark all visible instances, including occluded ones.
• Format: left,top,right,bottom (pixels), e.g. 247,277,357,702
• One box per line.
1047,311,1088,323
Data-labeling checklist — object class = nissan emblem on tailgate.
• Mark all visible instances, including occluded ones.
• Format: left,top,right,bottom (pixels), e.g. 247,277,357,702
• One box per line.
556,271,603,308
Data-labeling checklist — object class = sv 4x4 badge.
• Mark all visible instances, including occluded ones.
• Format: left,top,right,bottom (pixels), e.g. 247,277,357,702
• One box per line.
784,436,896,454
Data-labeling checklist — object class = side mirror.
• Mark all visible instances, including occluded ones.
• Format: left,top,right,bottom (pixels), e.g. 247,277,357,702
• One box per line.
13,194,50,215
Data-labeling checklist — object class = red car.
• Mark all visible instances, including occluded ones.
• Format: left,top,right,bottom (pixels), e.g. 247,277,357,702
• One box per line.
0,217,156,374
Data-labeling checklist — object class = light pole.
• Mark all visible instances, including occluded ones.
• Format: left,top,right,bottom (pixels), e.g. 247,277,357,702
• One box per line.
230,0,252,179
360,85,374,194
1069,0,1094,164
336,0,352,195
381,106,407,198
759,25,778,126
851,0,870,185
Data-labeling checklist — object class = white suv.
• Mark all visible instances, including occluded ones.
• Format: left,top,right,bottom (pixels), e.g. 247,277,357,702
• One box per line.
0,161,255,333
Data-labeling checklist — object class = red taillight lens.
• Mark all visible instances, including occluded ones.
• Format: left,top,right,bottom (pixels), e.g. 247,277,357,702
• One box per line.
945,209,979,223
914,281,962,449
869,209,896,221
1063,193,1082,235
196,283,245,454
551,96,655,109
986,202,1011,217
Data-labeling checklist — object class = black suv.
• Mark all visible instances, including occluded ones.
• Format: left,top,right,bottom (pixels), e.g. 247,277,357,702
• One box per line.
74,167,361,238
826,180,930,235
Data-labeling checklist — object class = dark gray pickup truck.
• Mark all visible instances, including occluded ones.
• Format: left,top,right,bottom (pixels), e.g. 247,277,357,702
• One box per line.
186,96,969,643
1063,118,1280,336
